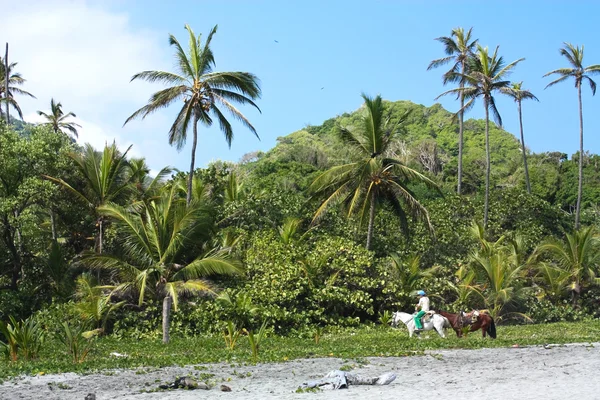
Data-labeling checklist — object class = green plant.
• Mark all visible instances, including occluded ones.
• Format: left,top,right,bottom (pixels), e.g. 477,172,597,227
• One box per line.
0,316,44,361
0,317,18,361
74,273,125,333
222,321,242,351
377,310,392,326
57,322,99,363
313,326,323,344
11,316,44,361
245,319,269,362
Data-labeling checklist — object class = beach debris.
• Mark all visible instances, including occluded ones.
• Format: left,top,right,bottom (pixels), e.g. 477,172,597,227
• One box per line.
84,394,96,400
220,384,232,392
299,370,396,390
159,377,205,390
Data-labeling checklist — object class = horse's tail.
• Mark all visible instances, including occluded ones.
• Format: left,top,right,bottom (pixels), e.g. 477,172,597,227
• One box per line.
487,316,497,339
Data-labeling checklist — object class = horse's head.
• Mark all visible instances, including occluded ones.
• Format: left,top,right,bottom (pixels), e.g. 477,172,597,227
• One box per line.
390,312,400,327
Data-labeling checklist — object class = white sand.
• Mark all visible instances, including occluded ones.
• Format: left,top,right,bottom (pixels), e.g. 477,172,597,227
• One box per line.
1,343,598,400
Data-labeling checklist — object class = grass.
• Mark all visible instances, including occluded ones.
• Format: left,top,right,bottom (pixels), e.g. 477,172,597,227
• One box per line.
1,320,599,381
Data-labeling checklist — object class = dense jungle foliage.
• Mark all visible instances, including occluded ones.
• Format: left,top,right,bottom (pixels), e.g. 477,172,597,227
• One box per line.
2,96,600,346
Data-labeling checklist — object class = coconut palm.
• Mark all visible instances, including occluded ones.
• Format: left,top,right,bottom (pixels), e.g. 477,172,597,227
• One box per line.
500,82,538,194
37,98,81,138
428,27,478,195
467,222,532,320
82,185,243,343
45,143,133,253
438,45,524,227
544,43,600,229
309,94,439,250
534,226,600,307
0,56,35,122
124,24,261,205
127,157,172,205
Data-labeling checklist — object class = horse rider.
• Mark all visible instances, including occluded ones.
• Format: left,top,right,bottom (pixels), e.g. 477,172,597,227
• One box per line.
414,290,429,331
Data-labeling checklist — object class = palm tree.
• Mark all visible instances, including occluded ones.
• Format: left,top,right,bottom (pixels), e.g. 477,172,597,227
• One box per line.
544,43,600,229
83,185,243,343
534,226,600,307
309,94,439,250
468,223,532,320
0,56,35,121
438,45,523,227
45,143,133,254
500,82,538,194
428,27,478,195
124,24,261,205
126,157,172,205
37,98,81,138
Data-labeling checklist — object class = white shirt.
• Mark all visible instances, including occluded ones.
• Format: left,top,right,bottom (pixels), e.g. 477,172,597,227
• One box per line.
418,296,430,311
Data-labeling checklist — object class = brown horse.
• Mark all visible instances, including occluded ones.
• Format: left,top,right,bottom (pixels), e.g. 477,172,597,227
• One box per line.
437,310,496,339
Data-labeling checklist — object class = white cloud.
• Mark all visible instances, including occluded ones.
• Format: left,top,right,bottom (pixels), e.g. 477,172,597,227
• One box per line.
0,0,173,169
1,1,167,113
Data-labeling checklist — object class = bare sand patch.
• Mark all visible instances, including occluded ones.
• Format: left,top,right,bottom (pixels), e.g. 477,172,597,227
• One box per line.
1,342,598,400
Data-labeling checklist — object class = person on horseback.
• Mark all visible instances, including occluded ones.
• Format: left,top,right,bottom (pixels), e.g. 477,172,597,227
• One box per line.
414,290,429,331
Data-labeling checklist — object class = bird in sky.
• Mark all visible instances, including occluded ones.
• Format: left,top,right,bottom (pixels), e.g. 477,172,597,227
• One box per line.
274,40,279,43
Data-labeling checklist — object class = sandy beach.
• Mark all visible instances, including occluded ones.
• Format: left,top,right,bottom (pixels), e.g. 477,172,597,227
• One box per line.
1,342,598,400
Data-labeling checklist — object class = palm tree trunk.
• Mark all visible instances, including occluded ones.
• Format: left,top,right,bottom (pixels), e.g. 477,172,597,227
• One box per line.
50,209,57,242
366,191,376,250
4,43,9,124
98,218,103,254
575,84,584,230
518,100,531,194
484,100,491,228
162,294,172,344
186,114,200,205
457,62,465,195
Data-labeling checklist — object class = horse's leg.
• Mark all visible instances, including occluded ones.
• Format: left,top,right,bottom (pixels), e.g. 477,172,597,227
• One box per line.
482,323,487,338
435,321,445,338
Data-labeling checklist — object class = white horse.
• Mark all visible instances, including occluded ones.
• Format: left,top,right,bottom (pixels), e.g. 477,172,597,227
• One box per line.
391,311,451,338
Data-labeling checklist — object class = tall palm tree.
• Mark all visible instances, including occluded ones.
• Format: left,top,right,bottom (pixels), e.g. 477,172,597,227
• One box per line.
534,226,600,307
83,185,243,343
500,82,538,194
428,27,478,195
45,143,133,254
0,56,35,121
438,45,523,227
544,43,600,229
37,98,81,138
309,94,439,250
124,24,261,205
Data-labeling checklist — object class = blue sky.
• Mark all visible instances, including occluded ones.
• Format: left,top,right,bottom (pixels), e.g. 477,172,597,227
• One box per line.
4,0,600,173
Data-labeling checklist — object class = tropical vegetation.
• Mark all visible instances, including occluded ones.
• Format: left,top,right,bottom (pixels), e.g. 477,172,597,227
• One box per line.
1,24,600,376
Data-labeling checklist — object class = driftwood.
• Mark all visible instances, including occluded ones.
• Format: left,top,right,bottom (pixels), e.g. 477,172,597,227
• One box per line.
300,370,396,390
